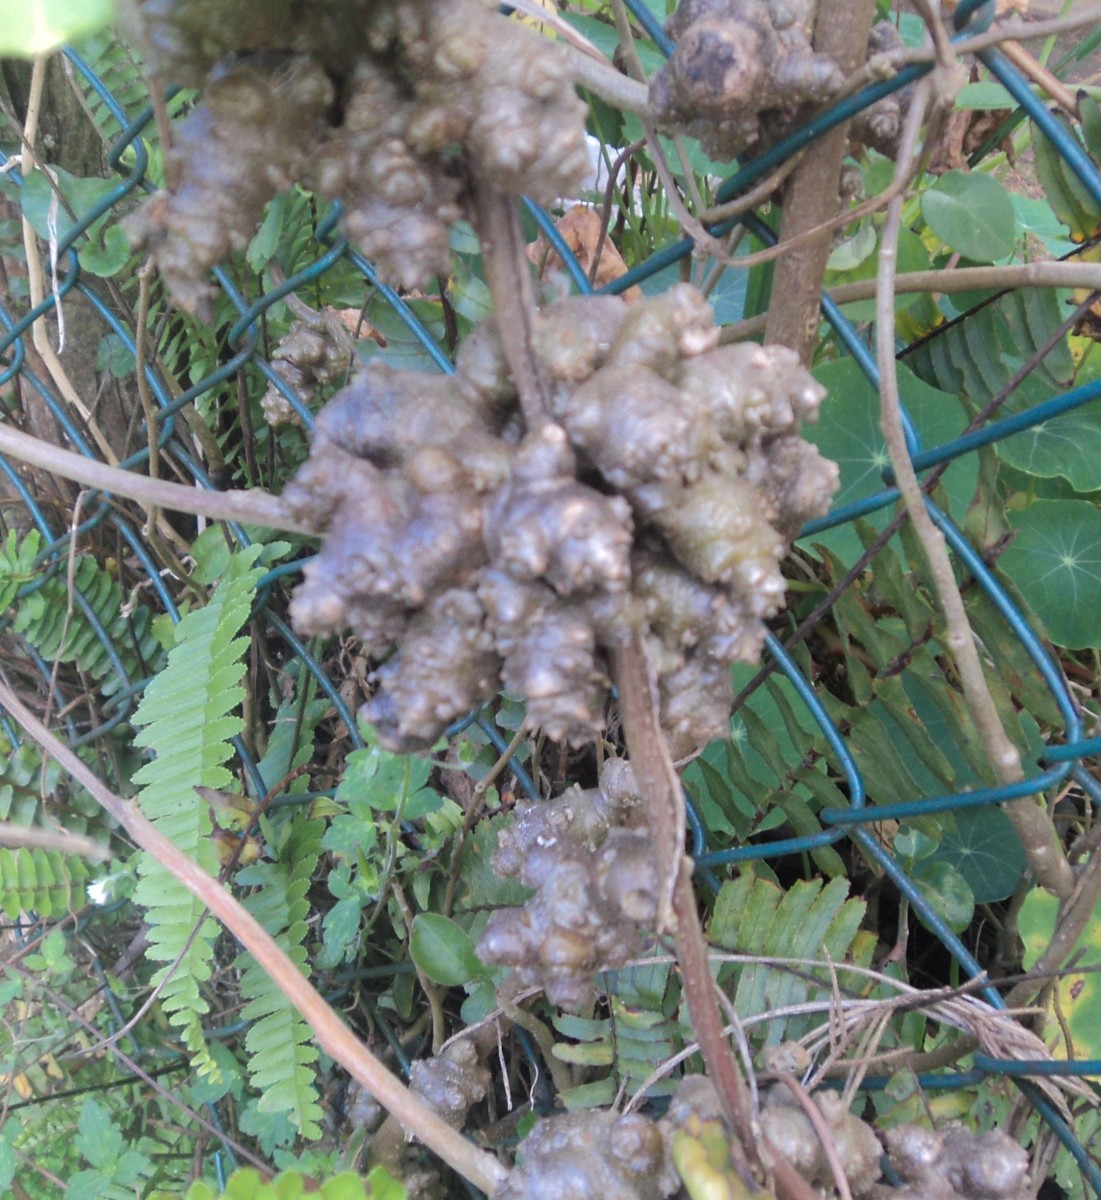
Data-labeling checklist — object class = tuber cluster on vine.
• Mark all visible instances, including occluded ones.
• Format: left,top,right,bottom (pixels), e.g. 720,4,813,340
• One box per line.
650,0,909,160
125,0,590,315
283,284,838,755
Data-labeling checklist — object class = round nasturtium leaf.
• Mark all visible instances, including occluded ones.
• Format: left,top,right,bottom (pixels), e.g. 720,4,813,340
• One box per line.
928,806,1026,904
998,396,1101,493
921,170,1017,262
1000,500,1101,649
0,0,115,56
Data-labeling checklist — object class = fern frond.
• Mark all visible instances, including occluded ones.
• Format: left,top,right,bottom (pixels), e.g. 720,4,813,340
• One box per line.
554,996,683,1111
708,874,875,1047
0,847,90,918
131,546,264,1079
236,814,324,1139
5,534,162,701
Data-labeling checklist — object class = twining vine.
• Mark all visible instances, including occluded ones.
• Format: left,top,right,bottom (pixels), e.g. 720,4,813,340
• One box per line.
3,0,1101,1197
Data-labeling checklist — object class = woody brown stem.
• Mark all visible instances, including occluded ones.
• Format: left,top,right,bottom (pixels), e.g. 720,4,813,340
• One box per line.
763,0,877,362
471,180,553,431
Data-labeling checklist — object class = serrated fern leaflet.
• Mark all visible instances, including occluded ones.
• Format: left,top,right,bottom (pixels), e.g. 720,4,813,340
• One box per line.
237,814,324,1138
131,547,264,1078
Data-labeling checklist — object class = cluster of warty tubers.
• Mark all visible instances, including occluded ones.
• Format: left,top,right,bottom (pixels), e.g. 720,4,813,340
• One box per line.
283,283,838,754
650,0,909,160
124,0,590,315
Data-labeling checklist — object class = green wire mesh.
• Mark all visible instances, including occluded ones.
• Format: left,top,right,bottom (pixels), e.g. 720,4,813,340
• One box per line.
1,0,1100,1188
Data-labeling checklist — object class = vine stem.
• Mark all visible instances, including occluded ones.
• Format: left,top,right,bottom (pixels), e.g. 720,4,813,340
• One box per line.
720,260,1101,341
0,420,314,534
613,638,823,1200
763,0,877,362
470,176,808,1198
470,179,552,432
0,676,510,1196
874,80,1074,900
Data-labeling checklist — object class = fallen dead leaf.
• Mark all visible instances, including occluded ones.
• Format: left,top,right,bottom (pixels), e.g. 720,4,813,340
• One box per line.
527,204,643,302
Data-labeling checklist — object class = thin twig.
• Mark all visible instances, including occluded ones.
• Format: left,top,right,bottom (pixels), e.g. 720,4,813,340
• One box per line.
1000,39,1079,115
721,260,1101,341
16,57,120,468
0,821,109,860
773,1075,855,1200
0,674,510,1196
875,80,1073,899
497,992,574,1097
562,42,651,115
0,421,314,534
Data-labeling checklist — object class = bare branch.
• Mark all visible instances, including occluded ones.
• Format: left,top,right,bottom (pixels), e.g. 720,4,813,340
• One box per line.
874,81,1074,900
0,820,110,861
0,674,509,1196
0,421,315,535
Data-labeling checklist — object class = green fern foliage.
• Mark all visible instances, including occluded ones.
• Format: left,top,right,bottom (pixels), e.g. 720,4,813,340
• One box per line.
1,530,162,701
236,813,324,1139
553,997,683,1110
0,846,90,918
179,1165,405,1200
707,874,875,1047
131,546,265,1078
0,529,40,610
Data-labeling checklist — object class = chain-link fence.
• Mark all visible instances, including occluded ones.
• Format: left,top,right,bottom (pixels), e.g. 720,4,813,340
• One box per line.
2,0,1101,1192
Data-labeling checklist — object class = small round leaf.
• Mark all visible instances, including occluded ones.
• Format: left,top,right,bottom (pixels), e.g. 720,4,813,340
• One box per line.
913,861,974,933
921,170,1017,262
928,806,1025,903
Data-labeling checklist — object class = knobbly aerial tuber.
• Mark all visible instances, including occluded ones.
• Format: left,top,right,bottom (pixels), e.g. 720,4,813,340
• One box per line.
876,1123,1032,1200
284,285,837,754
282,285,837,752
497,1109,677,1200
650,0,910,161
126,0,591,302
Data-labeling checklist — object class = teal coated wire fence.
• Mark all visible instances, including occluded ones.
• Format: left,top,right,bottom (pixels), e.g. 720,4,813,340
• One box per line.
2,0,1101,1191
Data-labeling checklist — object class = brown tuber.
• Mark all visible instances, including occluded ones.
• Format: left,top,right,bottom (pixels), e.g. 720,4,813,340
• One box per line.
497,1109,677,1200
284,285,837,754
650,0,911,162
477,760,658,1009
126,0,591,301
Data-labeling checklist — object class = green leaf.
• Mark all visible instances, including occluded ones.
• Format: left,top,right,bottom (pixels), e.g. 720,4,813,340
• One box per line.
708,874,871,1044
954,82,1015,110
75,1098,122,1170
0,0,114,56
0,1136,14,1194
131,546,265,1079
411,913,486,986
927,806,1025,903
1020,881,1101,1063
912,860,974,933
365,1166,407,1200
1081,96,1101,163
997,393,1101,492
826,221,876,272
78,222,130,276
1032,116,1101,242
1000,500,1101,648
20,166,117,244
921,170,1017,261
805,357,978,560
